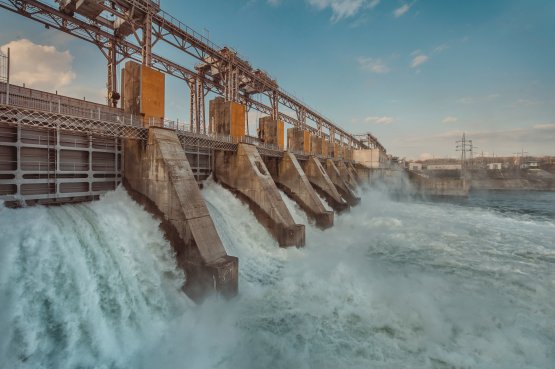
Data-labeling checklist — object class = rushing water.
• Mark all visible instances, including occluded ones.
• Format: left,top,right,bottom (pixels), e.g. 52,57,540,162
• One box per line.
1,182,554,369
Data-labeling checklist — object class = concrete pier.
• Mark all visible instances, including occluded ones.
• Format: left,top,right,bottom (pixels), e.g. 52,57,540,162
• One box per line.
336,160,359,190
325,159,360,206
258,116,284,149
347,162,363,185
121,61,165,127
310,135,328,157
273,152,333,229
288,127,310,153
353,163,372,185
214,143,305,247
124,128,238,301
302,156,348,212
209,97,246,137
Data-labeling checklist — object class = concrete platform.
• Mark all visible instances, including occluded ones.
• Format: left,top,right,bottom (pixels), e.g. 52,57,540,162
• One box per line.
214,143,305,247
123,127,238,302
274,152,333,229
302,156,348,212
325,159,360,206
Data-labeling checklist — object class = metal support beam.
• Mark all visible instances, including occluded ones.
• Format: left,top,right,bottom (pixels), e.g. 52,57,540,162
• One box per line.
142,13,152,66
0,0,383,151
107,40,119,107
271,90,279,120
188,77,206,133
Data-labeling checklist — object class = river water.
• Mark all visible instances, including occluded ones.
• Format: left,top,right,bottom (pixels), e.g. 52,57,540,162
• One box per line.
1,181,554,369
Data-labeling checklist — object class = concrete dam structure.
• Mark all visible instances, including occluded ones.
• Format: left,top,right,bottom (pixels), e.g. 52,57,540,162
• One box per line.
0,0,389,302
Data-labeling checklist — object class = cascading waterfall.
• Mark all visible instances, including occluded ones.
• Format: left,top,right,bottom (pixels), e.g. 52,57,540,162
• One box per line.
0,188,190,369
1,181,554,369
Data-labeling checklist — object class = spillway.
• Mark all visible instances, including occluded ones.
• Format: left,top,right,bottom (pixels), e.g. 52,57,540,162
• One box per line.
1,183,554,369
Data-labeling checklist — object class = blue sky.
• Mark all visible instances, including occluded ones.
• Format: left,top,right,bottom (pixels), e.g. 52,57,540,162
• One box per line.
1,0,554,159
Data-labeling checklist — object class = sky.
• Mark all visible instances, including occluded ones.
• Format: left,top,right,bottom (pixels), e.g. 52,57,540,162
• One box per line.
1,0,554,160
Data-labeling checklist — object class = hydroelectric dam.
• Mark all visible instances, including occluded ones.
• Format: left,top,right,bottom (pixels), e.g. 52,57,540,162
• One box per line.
0,0,390,301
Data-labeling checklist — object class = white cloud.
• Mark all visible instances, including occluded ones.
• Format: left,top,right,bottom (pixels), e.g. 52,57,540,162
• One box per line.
307,0,378,21
533,123,555,130
514,98,540,107
368,0,380,9
433,43,449,53
267,0,281,6
365,116,395,125
410,54,429,68
456,97,474,104
442,116,458,124
393,3,411,18
357,57,390,74
0,39,75,90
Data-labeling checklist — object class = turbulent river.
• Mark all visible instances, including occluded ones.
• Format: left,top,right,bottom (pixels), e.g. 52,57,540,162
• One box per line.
1,180,554,369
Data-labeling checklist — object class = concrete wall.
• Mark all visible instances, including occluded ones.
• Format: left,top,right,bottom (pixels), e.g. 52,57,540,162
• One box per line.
287,128,310,153
408,171,469,196
353,164,372,185
426,164,462,170
121,61,165,127
121,62,141,117
124,127,238,301
209,97,245,137
258,116,284,149
343,146,353,161
325,159,360,206
326,141,335,158
308,134,330,157
353,148,388,168
302,156,348,212
332,143,343,159
140,66,165,124
214,143,305,247
347,162,362,185
336,160,358,190
274,152,333,229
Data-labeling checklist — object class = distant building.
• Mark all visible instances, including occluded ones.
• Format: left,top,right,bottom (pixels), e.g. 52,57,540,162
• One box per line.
352,148,389,168
520,161,539,169
426,164,462,170
408,162,423,171
487,163,503,170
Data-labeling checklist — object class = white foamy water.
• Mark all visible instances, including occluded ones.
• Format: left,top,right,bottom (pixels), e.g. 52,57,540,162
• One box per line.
0,188,190,369
1,182,554,368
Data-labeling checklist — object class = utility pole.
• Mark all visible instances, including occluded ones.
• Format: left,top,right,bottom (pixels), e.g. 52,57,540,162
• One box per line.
513,149,528,169
6,47,9,104
456,132,473,177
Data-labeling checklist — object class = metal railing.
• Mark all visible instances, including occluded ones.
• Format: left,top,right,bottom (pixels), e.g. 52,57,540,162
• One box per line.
0,82,337,159
0,82,142,127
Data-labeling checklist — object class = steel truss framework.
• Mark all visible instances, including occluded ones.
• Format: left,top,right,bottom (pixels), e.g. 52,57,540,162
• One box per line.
0,0,385,152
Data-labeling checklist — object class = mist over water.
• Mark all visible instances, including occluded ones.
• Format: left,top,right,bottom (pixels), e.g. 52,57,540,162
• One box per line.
1,182,554,368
